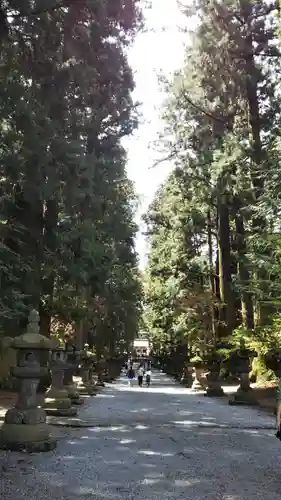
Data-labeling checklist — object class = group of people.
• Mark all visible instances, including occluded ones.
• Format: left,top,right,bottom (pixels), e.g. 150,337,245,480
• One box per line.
125,361,152,387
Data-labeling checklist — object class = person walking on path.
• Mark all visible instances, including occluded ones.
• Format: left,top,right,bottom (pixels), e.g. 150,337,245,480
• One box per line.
137,364,144,387
145,368,151,387
127,365,135,387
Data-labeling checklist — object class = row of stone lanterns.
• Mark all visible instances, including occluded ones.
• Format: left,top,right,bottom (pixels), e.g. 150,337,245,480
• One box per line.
180,338,258,406
44,344,79,417
0,309,110,453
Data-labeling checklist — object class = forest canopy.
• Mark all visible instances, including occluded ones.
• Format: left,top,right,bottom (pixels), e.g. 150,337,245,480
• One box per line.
143,0,281,376
0,0,143,373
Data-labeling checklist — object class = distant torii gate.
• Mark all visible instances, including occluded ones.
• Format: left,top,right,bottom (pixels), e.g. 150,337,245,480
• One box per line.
132,338,150,358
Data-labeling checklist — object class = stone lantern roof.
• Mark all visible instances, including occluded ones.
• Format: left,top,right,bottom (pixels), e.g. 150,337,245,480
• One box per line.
12,309,54,350
12,333,54,350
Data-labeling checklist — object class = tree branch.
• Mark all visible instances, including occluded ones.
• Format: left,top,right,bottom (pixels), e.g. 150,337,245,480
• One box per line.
9,1,71,18
0,0,73,39
182,91,232,129
149,152,177,169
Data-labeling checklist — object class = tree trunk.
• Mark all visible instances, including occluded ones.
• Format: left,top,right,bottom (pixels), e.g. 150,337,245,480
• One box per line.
234,209,254,329
4,178,44,334
240,0,268,325
40,198,58,336
217,192,236,335
207,209,216,340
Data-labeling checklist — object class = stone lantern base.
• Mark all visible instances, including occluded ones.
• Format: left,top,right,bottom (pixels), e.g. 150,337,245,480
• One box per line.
77,381,98,396
44,387,77,417
180,367,193,387
191,379,203,391
228,370,258,406
180,375,193,387
204,370,225,397
229,386,258,406
191,367,205,391
65,383,84,405
102,372,112,383
96,374,105,387
205,384,225,397
0,416,56,453
96,380,105,387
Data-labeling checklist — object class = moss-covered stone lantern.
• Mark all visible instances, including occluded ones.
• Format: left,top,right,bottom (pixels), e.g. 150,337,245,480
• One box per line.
0,309,56,452
228,337,257,406
88,357,98,388
204,349,225,397
190,353,206,391
44,341,77,416
95,358,106,387
77,344,97,396
180,359,193,388
63,343,83,405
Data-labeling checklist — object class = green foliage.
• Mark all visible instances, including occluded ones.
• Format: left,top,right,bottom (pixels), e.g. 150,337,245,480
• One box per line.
143,166,219,364
0,0,143,373
231,318,281,355
250,356,276,383
144,0,281,373
190,355,204,366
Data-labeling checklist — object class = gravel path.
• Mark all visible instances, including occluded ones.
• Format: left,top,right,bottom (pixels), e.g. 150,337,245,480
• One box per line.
1,370,280,500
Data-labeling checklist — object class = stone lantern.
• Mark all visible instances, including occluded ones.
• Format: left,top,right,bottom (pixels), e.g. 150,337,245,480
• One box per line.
77,344,97,396
204,350,225,397
190,353,206,391
101,358,112,383
63,343,83,405
180,359,193,388
228,337,257,406
44,341,77,416
0,309,57,452
88,358,98,387
95,358,106,387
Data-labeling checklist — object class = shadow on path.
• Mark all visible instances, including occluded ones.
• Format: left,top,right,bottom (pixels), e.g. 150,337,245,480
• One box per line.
1,370,280,500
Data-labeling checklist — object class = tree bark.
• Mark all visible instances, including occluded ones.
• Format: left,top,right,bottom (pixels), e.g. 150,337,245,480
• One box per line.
207,209,216,340
40,198,58,336
217,192,236,335
239,0,268,325
234,209,254,329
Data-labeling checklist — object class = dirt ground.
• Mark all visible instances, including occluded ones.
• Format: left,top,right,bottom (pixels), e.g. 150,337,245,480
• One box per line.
1,371,280,500
0,380,278,419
